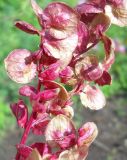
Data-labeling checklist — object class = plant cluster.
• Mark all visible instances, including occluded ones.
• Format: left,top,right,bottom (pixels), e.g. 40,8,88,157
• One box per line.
4,0,127,159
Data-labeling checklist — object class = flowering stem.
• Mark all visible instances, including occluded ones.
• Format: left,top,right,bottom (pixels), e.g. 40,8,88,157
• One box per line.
15,113,34,160
20,114,34,144
37,80,41,91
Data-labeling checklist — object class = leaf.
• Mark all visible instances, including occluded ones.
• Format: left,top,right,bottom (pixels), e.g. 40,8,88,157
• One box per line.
17,144,32,158
43,81,69,103
107,0,122,7
15,21,39,35
31,113,50,135
80,85,106,110
76,22,89,54
19,85,37,97
95,71,112,86
37,88,60,102
10,100,28,128
59,66,74,84
39,62,60,81
4,49,37,84
88,13,111,44
31,143,51,157
78,122,98,146
76,1,103,14
31,0,43,17
90,13,111,33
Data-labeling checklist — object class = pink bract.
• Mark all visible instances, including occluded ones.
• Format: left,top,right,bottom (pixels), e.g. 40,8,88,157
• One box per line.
4,49,37,84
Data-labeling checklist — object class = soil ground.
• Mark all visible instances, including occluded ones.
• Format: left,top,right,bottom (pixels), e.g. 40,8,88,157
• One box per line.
0,96,127,160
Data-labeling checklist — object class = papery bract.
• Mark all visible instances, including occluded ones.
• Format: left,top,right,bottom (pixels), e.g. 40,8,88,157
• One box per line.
105,1,127,27
49,105,74,119
58,145,88,160
43,33,78,69
62,106,74,119
93,35,114,86
42,2,79,39
80,85,106,110
4,49,36,84
39,2,79,69
26,149,42,160
76,2,103,24
102,35,115,71
106,0,122,6
75,55,103,81
78,122,98,146
45,114,76,149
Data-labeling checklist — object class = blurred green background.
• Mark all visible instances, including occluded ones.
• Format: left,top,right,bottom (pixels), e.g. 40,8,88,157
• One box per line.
0,0,127,136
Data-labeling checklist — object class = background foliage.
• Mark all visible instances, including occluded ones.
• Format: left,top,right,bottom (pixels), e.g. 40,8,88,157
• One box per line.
0,0,127,135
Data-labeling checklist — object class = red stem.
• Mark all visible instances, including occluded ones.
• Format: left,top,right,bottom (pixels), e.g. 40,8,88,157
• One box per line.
15,113,34,160
37,80,41,91
20,114,34,144
15,56,42,160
